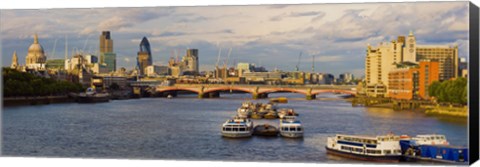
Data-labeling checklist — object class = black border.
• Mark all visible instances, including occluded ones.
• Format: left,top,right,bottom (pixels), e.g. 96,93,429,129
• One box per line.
469,1,479,165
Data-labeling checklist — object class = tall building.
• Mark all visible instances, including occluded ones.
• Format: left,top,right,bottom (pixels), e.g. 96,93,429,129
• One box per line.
182,49,199,74
26,34,47,70
416,45,458,81
99,31,113,53
99,31,116,72
11,51,18,69
365,36,406,87
339,73,354,83
137,37,152,75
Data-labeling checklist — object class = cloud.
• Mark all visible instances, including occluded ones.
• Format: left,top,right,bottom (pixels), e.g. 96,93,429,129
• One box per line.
270,11,325,21
1,2,470,76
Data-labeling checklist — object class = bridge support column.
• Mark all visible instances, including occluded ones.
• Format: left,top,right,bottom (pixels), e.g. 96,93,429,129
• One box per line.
306,94,316,100
252,93,268,99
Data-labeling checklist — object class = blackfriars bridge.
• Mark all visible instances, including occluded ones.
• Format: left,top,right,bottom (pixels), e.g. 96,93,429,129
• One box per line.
149,84,357,100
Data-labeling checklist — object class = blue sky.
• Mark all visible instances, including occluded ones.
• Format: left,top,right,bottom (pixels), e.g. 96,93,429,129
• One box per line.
0,2,469,77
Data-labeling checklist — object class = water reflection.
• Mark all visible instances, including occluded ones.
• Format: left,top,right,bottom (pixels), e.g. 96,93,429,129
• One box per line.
2,93,468,162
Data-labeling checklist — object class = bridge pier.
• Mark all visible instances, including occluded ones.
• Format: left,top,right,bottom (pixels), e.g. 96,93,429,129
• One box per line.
306,94,316,100
252,93,268,99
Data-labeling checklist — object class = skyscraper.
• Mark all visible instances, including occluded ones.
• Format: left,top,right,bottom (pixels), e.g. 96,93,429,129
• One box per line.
99,31,116,72
182,49,199,73
137,37,152,75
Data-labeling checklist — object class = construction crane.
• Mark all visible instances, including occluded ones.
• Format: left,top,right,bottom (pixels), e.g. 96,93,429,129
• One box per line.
224,48,232,69
223,48,232,84
82,35,91,53
295,52,302,71
51,38,58,58
312,54,315,72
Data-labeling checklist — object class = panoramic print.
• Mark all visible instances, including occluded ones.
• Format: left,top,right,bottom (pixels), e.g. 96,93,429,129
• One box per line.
1,1,471,165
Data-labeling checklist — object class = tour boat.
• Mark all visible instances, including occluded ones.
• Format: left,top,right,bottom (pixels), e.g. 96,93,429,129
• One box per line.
279,116,303,138
221,117,254,138
325,133,403,162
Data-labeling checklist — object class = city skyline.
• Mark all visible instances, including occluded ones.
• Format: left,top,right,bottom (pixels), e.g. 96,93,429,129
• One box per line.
1,2,469,76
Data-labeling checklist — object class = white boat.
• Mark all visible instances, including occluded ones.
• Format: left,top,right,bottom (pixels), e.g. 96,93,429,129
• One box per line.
410,134,449,145
237,108,252,118
221,117,254,138
325,133,403,162
278,108,298,119
279,116,303,138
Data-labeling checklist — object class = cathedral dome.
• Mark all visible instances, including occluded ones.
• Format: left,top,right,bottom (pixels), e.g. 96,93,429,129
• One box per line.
26,34,46,65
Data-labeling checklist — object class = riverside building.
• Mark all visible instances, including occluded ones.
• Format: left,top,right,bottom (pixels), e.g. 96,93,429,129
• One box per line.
365,31,457,97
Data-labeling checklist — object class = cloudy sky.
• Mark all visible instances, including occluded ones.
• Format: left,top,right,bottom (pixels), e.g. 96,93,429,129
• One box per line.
0,1,470,77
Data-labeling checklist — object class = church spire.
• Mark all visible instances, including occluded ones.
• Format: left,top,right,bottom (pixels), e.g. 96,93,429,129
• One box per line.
34,33,39,44
11,50,18,69
409,30,414,36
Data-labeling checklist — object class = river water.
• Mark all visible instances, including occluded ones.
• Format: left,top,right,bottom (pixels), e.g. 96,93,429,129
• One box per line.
1,93,467,163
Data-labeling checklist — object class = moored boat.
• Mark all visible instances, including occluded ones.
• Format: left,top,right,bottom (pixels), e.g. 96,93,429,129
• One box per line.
76,87,110,103
400,134,467,164
279,116,303,138
253,124,279,136
325,133,403,162
221,117,254,138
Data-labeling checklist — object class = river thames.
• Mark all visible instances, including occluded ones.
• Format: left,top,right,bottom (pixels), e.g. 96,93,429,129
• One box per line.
2,93,467,163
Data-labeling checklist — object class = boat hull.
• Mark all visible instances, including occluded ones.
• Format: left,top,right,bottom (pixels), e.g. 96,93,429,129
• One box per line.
221,131,252,138
326,146,401,162
280,131,303,138
253,125,279,136
77,95,110,103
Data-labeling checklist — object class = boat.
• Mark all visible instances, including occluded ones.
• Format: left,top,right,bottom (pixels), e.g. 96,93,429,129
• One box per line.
411,134,449,145
167,94,173,99
253,124,279,136
76,87,110,103
279,116,303,138
270,97,288,103
263,111,278,119
251,113,263,119
325,133,403,162
278,108,298,119
400,134,467,164
221,117,254,138
237,108,252,118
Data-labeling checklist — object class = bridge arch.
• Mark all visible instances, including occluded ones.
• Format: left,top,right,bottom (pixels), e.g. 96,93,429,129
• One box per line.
156,87,200,94
203,87,253,94
258,88,307,95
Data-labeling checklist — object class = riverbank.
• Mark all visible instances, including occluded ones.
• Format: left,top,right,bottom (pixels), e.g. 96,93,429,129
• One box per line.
423,105,468,118
3,96,75,106
350,97,468,121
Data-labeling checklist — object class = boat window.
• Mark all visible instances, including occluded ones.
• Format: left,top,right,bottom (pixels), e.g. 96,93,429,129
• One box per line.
384,150,392,154
239,128,246,131
225,127,232,131
297,127,302,131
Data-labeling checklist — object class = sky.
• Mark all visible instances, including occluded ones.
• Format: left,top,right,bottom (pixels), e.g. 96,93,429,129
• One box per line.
0,1,470,77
